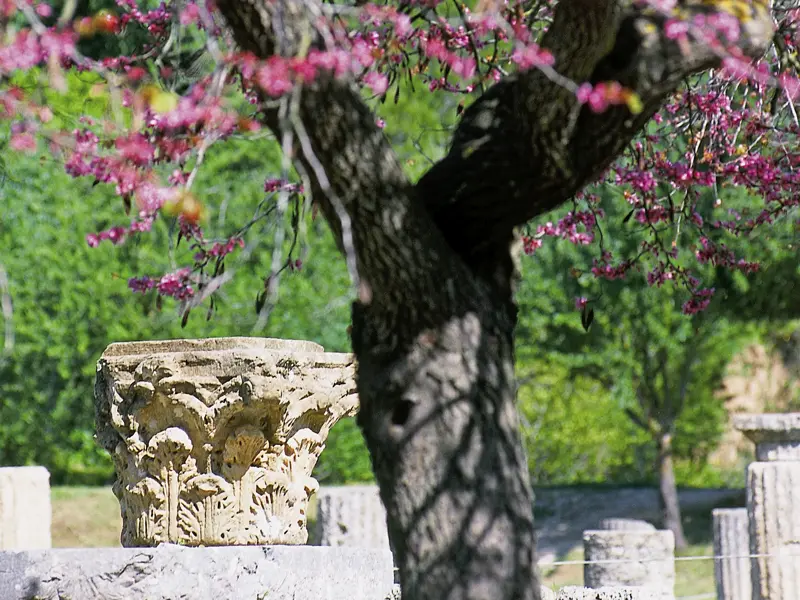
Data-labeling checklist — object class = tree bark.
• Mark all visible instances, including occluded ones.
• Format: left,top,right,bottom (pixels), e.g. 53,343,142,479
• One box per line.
656,431,688,550
212,1,773,598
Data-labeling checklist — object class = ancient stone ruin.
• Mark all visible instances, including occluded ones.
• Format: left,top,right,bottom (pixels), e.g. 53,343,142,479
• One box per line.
3,335,799,599
94,337,358,546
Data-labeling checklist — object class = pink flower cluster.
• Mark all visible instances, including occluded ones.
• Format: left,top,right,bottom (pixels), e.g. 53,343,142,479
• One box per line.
0,0,798,314
129,267,194,300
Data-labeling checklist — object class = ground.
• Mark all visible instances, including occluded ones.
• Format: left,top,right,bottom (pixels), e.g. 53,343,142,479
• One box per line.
51,486,743,595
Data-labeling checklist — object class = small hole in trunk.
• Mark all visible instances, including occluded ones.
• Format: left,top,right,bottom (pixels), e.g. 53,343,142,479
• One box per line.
391,399,414,426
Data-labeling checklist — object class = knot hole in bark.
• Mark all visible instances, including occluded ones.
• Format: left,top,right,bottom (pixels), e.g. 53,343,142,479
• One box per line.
391,399,414,427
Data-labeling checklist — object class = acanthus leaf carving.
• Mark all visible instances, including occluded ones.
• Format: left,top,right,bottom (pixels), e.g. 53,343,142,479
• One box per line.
94,337,357,547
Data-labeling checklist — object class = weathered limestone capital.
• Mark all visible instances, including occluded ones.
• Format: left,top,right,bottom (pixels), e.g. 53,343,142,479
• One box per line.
733,413,800,462
94,337,358,547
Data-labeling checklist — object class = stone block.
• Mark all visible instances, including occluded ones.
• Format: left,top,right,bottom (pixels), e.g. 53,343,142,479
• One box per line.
583,530,674,600
713,508,751,600
0,467,51,550
315,485,391,550
0,545,395,600
556,587,660,599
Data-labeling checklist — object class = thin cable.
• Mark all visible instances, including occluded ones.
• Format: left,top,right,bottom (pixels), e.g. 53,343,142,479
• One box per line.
538,550,800,568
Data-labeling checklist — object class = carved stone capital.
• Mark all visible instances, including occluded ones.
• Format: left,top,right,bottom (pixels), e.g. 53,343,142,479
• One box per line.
94,337,358,547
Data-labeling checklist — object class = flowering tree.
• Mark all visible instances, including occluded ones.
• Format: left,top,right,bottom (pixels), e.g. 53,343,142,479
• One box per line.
2,0,796,597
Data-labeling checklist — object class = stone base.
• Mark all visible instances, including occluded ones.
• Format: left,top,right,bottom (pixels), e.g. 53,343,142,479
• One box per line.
0,545,395,600
554,588,661,599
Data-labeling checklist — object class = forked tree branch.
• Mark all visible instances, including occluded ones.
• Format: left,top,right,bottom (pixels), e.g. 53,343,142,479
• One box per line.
419,0,774,271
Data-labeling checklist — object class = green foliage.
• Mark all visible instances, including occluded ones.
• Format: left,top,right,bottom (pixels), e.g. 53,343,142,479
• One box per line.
3,66,797,490
0,135,359,483
518,364,653,485
315,418,375,484
0,73,457,486
513,184,773,486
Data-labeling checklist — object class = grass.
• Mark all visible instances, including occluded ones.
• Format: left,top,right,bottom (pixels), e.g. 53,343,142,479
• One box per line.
540,543,716,596
51,486,721,595
51,486,121,548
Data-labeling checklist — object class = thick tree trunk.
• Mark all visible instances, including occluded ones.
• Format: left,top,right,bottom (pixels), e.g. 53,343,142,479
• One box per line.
212,1,773,598
656,432,688,550
353,294,538,600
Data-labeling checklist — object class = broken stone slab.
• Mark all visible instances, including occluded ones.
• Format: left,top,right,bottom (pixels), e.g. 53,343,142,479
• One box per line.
556,587,661,599
0,467,51,550
315,485,391,550
733,413,800,461
712,508,752,600
94,337,359,547
583,530,674,600
0,545,395,600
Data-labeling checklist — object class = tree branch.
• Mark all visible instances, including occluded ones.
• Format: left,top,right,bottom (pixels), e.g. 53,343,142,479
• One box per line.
418,0,774,272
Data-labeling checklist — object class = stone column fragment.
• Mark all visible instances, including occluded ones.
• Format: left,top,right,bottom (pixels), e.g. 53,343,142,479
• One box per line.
0,466,51,550
735,413,800,600
713,508,752,600
583,530,674,600
315,485,391,550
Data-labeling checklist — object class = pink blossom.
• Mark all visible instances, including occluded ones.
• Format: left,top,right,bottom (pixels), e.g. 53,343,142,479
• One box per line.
256,58,293,98
364,71,389,95
10,131,36,152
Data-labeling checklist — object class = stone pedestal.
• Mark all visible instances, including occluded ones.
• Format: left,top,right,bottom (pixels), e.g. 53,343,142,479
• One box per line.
94,337,358,547
713,508,752,600
0,545,395,600
583,530,674,600
0,467,51,550
315,485,391,550
734,413,800,600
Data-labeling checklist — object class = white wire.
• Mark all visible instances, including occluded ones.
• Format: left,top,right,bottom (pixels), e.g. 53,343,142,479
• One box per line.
538,550,799,568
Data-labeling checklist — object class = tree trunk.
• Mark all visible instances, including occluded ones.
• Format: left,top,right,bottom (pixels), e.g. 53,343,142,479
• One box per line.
656,432,688,550
212,1,773,598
